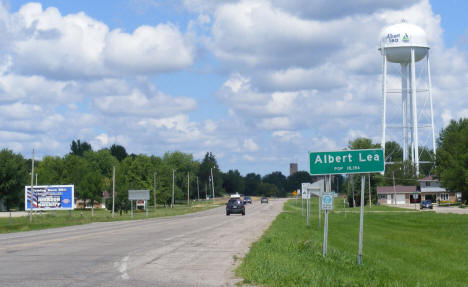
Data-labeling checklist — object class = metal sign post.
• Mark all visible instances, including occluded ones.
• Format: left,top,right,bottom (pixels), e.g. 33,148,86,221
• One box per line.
302,193,304,216
344,194,347,218
309,149,384,264
358,175,365,265
322,178,334,257
318,183,322,228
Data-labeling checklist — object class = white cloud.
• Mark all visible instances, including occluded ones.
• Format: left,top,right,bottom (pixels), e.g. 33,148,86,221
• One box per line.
103,24,194,74
209,0,346,69
243,138,259,152
272,130,301,143
94,88,196,117
1,0,468,177
3,3,194,79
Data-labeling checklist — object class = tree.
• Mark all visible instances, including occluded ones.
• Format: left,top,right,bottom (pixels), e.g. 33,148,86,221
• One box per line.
110,144,128,162
435,118,468,201
199,152,223,196
262,171,287,197
35,156,65,185
346,137,381,206
62,154,89,205
222,170,244,195
244,173,261,196
385,141,403,162
84,149,119,179
257,182,279,197
418,146,435,176
0,149,27,210
70,139,92,156
80,172,104,216
286,171,314,194
349,137,378,150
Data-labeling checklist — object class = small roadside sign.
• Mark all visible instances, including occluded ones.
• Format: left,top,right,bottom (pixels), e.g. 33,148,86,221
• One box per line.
322,193,334,210
301,183,311,199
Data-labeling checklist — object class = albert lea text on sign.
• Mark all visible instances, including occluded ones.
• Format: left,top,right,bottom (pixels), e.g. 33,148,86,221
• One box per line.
309,149,384,175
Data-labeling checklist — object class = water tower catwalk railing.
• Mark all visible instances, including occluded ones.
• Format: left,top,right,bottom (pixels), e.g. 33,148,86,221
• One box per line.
379,21,436,176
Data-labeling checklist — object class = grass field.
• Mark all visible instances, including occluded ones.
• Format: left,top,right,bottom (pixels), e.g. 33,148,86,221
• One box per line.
0,200,222,234
237,198,468,287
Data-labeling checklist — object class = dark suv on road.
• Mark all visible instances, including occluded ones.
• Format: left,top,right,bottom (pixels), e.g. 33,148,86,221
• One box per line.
226,198,245,216
243,196,252,204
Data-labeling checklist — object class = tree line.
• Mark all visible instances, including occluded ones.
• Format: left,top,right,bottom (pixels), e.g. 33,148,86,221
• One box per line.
0,140,316,212
1,118,467,211
342,118,468,205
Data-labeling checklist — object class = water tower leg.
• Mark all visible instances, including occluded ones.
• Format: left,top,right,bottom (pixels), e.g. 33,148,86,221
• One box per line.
381,52,387,151
427,51,436,157
408,61,415,164
410,48,420,176
401,63,408,162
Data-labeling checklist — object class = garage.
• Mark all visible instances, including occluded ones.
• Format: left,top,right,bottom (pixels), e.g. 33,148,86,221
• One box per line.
396,194,406,205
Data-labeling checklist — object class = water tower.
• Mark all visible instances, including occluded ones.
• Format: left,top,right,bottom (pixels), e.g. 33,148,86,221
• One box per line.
379,20,436,176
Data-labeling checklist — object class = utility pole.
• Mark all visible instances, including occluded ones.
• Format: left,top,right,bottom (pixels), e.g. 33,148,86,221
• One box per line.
153,172,157,209
197,177,200,201
112,166,115,218
172,169,175,208
187,172,190,205
35,173,38,186
211,168,215,204
29,149,35,224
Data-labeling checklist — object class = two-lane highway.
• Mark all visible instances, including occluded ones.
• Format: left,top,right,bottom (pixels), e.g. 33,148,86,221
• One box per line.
0,199,286,287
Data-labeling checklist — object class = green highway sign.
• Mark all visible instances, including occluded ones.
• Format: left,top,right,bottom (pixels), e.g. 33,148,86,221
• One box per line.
309,149,384,175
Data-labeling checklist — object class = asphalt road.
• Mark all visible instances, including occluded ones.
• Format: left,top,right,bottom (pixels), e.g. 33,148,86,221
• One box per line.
0,199,286,287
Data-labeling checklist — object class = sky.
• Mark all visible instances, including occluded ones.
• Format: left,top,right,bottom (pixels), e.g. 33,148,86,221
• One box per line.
0,0,467,176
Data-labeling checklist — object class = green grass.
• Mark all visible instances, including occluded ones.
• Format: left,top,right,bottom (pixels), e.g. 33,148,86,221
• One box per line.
0,201,219,234
237,198,468,287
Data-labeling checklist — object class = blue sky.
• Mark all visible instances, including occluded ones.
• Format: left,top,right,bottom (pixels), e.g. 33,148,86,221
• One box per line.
1,0,467,176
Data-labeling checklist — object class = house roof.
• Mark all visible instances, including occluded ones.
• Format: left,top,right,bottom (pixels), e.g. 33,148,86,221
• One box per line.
418,176,436,182
377,185,417,194
420,187,447,193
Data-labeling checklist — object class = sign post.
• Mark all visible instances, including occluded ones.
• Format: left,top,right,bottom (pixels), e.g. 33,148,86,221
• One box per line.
344,193,347,217
301,184,311,224
309,149,384,263
302,190,304,216
128,190,150,219
358,175,365,265
321,178,334,256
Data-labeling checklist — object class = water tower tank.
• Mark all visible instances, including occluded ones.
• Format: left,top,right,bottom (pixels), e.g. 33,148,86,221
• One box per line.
379,21,429,63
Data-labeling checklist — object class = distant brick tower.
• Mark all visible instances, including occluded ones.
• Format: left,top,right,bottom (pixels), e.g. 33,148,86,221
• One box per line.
290,163,298,176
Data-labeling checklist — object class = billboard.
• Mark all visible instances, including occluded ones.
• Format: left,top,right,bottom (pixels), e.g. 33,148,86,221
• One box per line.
128,190,150,200
25,185,74,210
